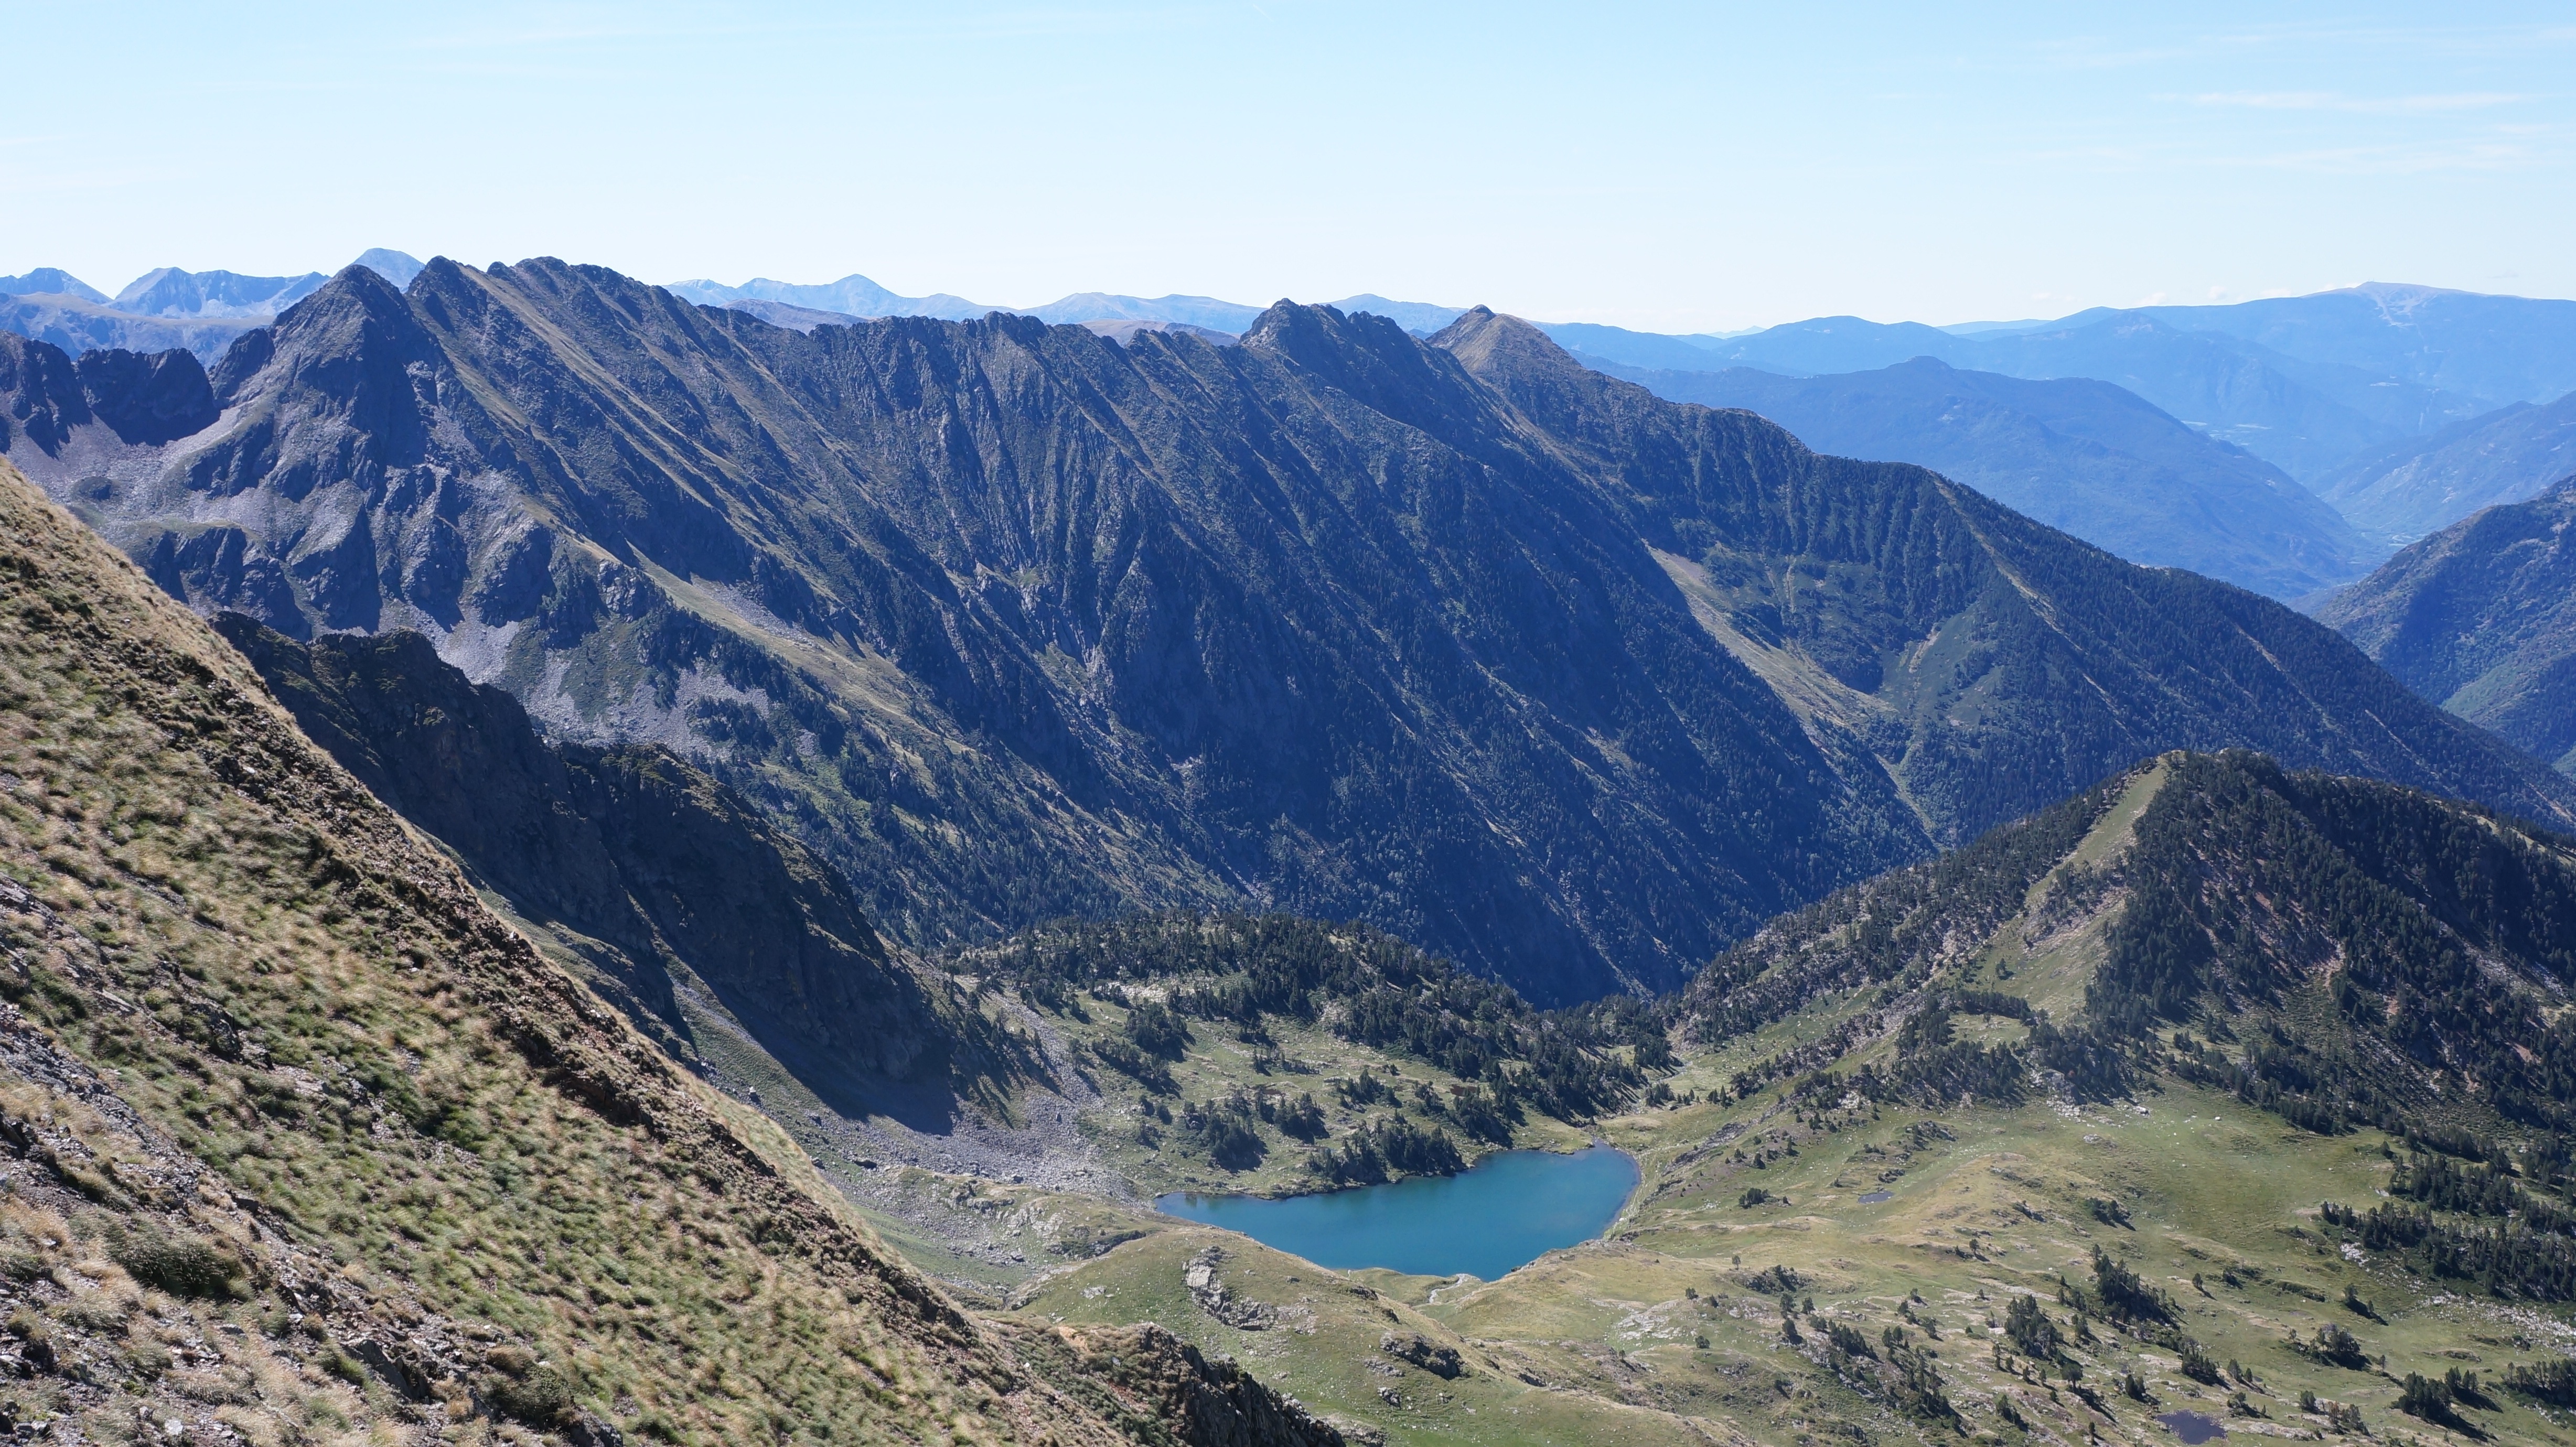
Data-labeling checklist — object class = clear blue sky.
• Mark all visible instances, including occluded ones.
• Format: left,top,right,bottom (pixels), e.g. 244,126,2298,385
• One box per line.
6,2,2570,331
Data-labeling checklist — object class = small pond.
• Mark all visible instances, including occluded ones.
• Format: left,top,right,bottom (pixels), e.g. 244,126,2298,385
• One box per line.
2155,1409,2227,1444
1157,1146,1638,1282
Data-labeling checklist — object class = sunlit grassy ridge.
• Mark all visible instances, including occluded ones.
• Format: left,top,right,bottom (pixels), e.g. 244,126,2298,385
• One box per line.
0,459,1303,1445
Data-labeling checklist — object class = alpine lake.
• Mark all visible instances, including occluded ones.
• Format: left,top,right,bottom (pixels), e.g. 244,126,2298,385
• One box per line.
1157,1144,1639,1282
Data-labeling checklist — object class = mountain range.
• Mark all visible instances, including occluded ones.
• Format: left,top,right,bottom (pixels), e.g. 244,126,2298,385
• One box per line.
1571,353,2364,599
0,251,426,362
10,249,2576,1445
5,258,2569,1008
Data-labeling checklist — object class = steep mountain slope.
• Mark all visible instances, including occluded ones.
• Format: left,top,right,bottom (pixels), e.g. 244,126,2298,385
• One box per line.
210,616,1001,1098
2315,478,2576,772
6,263,2570,1007
2312,386,2576,544
0,457,1325,1446
1576,354,2365,598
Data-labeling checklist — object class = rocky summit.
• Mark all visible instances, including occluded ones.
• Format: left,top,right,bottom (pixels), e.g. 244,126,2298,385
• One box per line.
4,260,2569,1005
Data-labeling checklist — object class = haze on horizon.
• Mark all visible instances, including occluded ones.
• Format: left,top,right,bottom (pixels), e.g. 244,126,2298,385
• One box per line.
5,1,2572,332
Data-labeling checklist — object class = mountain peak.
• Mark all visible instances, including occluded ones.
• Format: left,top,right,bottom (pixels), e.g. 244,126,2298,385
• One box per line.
0,267,108,304
354,248,425,287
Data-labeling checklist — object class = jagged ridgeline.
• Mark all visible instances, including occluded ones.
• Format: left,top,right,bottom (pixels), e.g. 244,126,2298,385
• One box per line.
1682,750,2576,1290
6,262,2571,1005
0,460,1334,1444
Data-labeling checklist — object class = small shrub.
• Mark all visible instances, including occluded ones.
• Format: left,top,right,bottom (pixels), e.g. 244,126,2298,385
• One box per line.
485,1344,579,1429
108,1224,241,1299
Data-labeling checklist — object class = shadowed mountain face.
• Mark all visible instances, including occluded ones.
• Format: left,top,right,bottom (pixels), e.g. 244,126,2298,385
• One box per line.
1574,354,2366,599
209,615,985,1098
2316,478,2576,773
5,260,2569,1003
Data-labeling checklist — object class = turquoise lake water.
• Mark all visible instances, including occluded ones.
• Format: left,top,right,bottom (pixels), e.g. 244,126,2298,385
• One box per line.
1156,1146,1638,1282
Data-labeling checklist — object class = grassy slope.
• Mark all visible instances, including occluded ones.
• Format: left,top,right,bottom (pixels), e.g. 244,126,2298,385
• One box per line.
0,458,1270,1446
995,759,2576,1446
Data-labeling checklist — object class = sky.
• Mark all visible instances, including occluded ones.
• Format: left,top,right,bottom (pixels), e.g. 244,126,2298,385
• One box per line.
4,2,2571,332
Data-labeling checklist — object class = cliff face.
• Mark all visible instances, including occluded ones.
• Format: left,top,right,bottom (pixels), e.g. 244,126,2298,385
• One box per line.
0,456,1333,1445
6,261,2568,1003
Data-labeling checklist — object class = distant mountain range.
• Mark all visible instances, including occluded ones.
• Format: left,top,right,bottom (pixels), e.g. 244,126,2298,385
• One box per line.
2317,476,2576,773
0,251,425,361
1580,354,2365,599
4,258,2566,1005
666,272,1466,337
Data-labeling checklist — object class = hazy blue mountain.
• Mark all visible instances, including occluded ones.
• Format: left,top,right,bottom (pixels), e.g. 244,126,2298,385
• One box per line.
2312,388,2576,545
111,266,328,318
0,268,108,303
1586,354,2367,599
1689,315,1960,374
7,262,2565,1004
2317,477,2576,771
664,273,993,320
0,291,257,365
671,279,1475,336
353,249,424,287
2105,282,2576,411
1937,317,2051,335
1329,295,1470,334
1536,322,1734,371
1017,291,1263,330
1665,311,2470,480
